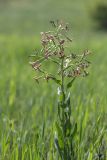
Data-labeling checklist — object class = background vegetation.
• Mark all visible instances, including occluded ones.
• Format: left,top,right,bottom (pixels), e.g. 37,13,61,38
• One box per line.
0,0,107,159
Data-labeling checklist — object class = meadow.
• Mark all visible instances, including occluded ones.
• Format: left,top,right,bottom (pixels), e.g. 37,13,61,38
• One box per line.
0,0,107,159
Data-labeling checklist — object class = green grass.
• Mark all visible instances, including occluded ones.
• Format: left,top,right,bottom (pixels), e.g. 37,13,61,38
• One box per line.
0,0,107,159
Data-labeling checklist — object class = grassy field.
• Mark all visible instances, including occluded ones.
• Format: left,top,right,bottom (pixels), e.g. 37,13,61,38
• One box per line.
0,0,107,159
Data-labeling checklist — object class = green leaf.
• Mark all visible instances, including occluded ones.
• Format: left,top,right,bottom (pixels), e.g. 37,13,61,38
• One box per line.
70,123,77,140
87,144,93,160
51,77,61,85
55,122,64,148
59,94,65,105
94,127,105,147
67,78,75,89
65,92,71,118
54,132,64,160
87,151,93,160
66,92,70,108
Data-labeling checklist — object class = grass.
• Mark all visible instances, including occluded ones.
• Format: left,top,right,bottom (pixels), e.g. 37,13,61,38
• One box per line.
0,0,107,159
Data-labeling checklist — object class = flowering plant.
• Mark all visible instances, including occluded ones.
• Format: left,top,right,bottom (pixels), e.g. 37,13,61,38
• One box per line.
30,20,91,159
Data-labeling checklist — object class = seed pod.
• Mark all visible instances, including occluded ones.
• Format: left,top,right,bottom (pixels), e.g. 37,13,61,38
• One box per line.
29,61,41,70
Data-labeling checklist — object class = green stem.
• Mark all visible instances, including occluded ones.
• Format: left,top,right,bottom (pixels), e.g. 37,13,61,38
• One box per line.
61,58,65,102
61,57,67,159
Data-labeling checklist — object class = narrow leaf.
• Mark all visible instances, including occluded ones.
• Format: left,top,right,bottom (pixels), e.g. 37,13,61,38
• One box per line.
50,76,61,85
55,122,64,148
70,123,77,139
54,134,63,160
67,78,75,89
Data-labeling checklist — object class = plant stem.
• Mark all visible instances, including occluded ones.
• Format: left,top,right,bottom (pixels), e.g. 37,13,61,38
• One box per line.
61,57,67,159
61,57,65,102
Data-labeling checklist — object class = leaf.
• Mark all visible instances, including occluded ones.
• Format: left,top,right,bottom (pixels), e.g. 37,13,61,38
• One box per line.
67,78,75,89
9,80,16,107
87,144,93,160
87,151,93,160
66,92,70,108
94,127,105,147
65,92,71,117
42,121,45,138
58,93,65,104
50,76,61,85
54,132,63,160
70,123,77,140
55,122,64,148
